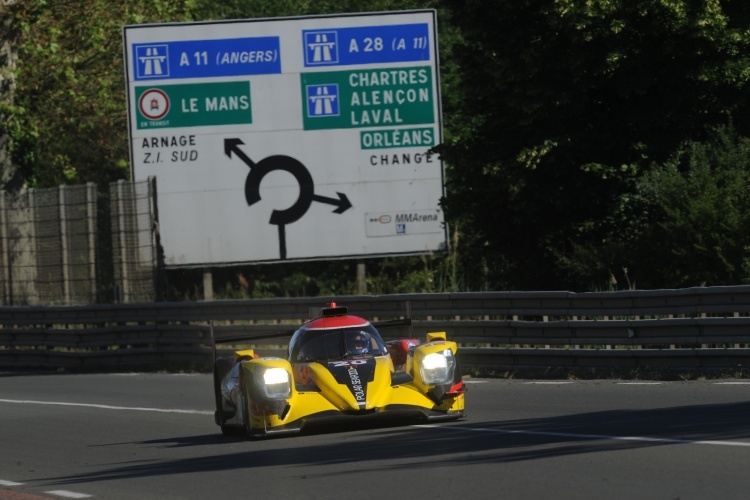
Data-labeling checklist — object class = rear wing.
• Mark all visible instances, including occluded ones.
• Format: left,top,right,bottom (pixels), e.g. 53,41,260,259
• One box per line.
210,300,413,356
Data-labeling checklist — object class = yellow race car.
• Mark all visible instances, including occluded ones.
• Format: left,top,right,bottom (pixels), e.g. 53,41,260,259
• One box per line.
213,302,465,437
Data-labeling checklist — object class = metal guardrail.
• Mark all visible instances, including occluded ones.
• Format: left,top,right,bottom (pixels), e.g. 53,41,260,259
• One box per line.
1,286,750,374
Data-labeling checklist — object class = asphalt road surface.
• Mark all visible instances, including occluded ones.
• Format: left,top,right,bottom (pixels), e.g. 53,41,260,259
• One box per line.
1,372,749,499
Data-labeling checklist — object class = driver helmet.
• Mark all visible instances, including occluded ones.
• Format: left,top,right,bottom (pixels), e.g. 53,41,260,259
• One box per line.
347,331,370,355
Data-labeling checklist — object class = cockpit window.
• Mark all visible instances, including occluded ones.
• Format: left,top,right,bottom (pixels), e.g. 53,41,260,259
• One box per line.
291,324,386,362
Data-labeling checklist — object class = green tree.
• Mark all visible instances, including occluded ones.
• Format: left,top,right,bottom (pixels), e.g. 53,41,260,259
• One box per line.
6,0,196,187
192,0,436,19
438,0,750,290
1,0,21,190
630,125,750,288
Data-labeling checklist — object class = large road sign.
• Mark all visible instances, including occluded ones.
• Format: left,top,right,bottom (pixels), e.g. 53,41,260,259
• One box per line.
123,10,446,267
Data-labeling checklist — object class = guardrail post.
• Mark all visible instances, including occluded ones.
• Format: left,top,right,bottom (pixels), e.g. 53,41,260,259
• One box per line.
59,185,70,303
203,269,213,301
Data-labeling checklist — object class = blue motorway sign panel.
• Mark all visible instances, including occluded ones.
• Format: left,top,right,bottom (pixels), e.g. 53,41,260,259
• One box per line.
303,23,429,67
132,37,281,81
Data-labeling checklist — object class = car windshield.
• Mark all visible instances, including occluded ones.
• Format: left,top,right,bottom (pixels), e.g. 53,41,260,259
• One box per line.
292,324,387,362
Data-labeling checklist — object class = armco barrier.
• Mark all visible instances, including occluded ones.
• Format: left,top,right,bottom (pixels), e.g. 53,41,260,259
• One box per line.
1,286,750,374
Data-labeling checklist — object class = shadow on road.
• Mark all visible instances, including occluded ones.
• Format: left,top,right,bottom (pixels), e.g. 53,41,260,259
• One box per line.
36,399,750,484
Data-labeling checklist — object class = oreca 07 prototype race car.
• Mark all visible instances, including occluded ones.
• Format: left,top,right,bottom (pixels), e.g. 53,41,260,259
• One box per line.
213,303,465,437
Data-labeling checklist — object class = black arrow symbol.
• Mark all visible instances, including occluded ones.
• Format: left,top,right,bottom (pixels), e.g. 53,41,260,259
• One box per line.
224,138,352,259
226,139,314,222
312,192,352,214
224,138,254,167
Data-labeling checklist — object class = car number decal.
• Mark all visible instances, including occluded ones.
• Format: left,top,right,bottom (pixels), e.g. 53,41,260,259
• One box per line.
330,359,367,368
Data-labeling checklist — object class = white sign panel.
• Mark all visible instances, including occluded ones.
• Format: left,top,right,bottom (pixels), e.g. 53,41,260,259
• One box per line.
123,11,446,267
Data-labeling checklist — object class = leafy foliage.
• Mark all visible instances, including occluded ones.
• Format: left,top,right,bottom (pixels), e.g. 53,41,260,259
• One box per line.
632,125,750,287
438,0,750,290
557,124,750,289
6,0,196,187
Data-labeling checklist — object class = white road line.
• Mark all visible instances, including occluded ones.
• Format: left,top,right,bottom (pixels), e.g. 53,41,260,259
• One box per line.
0,399,213,415
0,479,24,486
524,381,575,384
415,424,750,447
45,490,92,498
1,480,92,498
617,382,664,385
714,381,750,385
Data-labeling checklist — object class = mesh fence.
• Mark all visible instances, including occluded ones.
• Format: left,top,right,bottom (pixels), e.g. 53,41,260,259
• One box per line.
0,179,158,305
110,179,158,304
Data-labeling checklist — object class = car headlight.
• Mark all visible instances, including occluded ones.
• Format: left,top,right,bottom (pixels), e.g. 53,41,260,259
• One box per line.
258,367,291,400
420,349,455,385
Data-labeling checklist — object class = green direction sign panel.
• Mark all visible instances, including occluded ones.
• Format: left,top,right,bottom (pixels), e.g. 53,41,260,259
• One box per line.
301,65,434,131
360,127,435,149
135,81,252,129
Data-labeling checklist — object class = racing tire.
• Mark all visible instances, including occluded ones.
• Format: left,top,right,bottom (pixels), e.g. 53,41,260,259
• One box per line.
214,358,239,436
220,419,240,436
240,382,253,438
213,358,234,414
213,363,225,415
